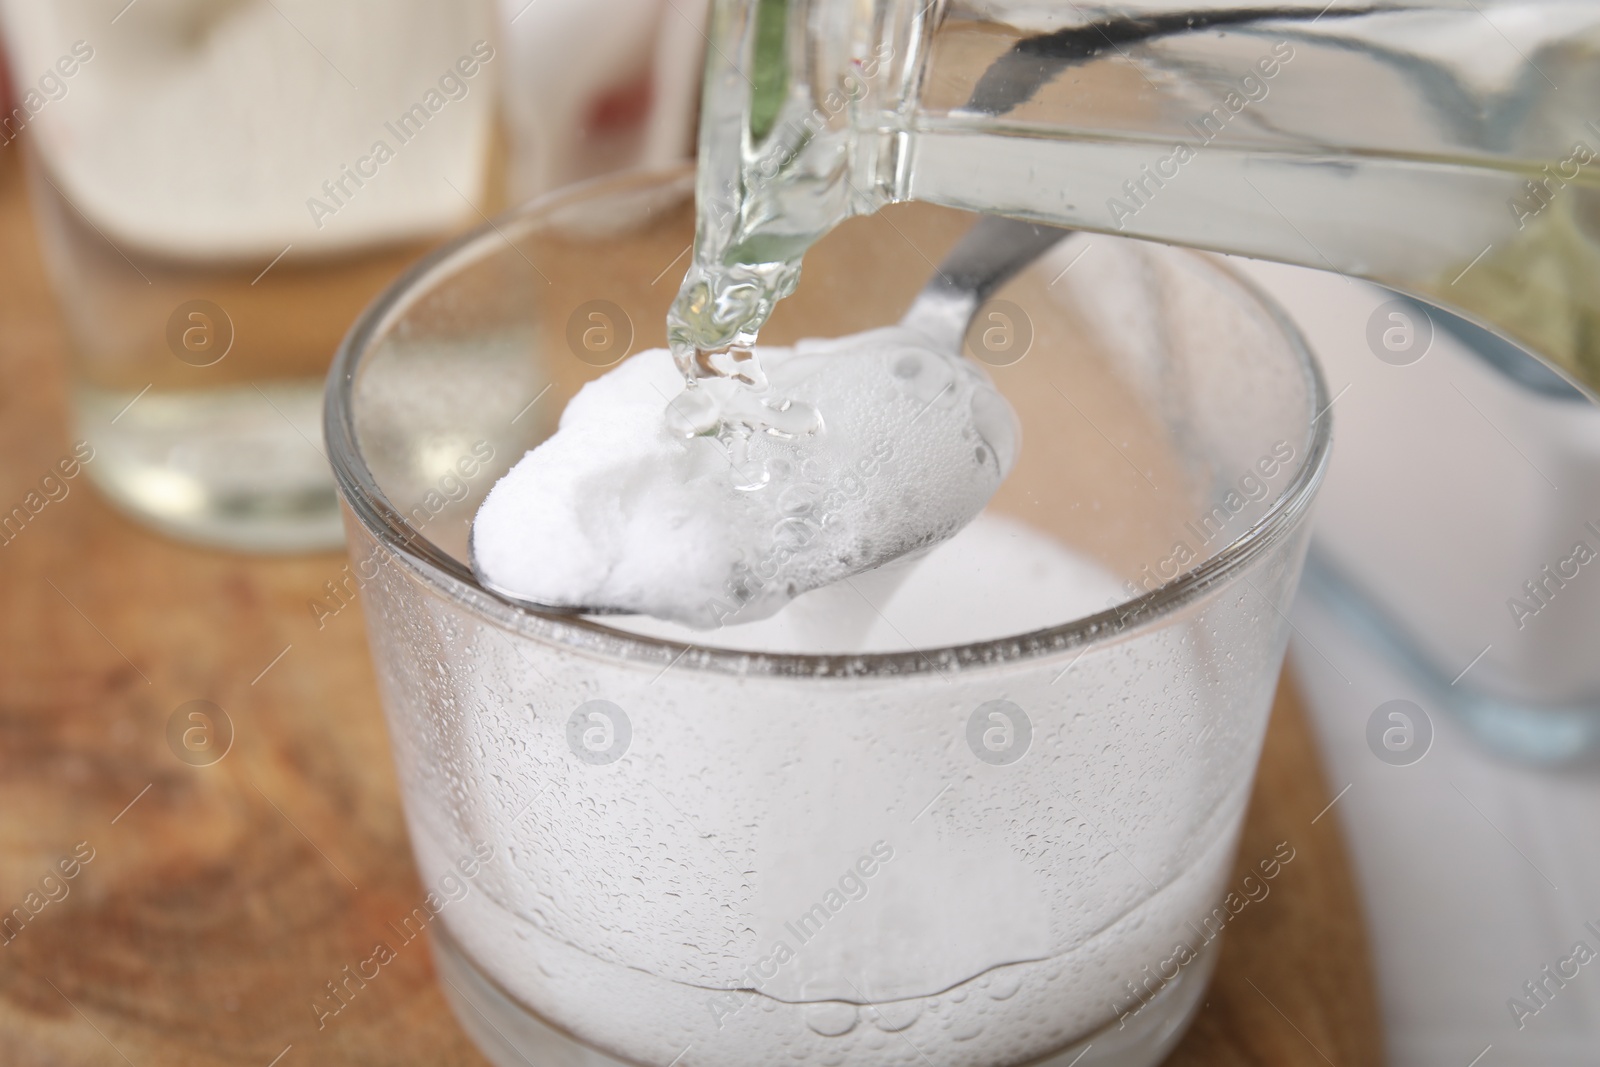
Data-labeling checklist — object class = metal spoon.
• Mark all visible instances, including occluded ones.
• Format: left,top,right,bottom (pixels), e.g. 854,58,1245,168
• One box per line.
469,215,1071,616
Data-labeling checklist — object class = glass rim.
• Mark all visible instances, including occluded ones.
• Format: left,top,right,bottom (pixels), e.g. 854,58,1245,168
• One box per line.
325,165,1332,680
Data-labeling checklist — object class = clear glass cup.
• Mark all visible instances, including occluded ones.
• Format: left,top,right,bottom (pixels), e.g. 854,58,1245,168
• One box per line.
326,167,1330,1067
4,0,496,551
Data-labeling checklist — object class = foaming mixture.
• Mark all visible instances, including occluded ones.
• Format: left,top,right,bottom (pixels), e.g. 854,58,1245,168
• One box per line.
472,325,1019,627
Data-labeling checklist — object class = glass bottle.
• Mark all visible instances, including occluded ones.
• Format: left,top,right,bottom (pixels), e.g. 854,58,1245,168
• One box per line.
672,0,1600,398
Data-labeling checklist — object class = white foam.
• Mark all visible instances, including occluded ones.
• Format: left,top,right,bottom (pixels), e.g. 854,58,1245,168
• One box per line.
608,512,1125,653
472,327,1020,627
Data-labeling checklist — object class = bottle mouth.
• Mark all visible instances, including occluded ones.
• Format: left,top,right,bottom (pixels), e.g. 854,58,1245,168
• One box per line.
325,166,1332,680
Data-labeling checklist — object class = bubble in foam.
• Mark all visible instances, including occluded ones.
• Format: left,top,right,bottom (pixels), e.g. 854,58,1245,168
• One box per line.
472,327,1019,627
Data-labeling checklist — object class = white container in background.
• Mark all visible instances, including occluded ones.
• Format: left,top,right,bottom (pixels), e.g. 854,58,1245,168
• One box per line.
1233,257,1600,761
495,0,705,200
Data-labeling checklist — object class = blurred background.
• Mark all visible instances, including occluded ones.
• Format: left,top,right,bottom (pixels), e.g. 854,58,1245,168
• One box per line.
0,2,1596,1065
0,0,704,551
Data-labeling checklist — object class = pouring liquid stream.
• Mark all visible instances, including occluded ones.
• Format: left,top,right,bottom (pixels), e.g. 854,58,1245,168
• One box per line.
669,0,1600,403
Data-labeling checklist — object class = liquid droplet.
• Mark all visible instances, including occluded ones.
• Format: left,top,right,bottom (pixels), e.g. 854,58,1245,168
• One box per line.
804,1002,858,1037
987,972,1022,1001
665,388,720,437
867,1000,922,1032
951,1017,986,1042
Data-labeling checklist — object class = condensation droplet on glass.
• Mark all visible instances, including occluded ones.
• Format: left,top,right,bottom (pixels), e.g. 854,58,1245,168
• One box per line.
987,971,1022,1000
952,1017,987,1042
867,999,922,1032
802,1002,858,1037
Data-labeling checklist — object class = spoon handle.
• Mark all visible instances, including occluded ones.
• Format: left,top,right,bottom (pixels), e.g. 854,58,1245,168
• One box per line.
902,216,1070,351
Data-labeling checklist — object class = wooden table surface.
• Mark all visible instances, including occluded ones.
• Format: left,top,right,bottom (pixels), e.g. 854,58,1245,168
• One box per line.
0,155,1383,1065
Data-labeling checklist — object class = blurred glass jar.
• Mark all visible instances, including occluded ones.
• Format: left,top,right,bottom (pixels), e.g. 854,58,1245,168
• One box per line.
495,0,704,202
2,0,499,551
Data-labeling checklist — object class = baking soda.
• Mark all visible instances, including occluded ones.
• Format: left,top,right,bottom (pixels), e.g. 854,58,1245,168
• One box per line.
472,328,1019,626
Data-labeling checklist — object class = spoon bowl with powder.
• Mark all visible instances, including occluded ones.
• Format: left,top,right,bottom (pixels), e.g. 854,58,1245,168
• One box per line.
468,216,1067,625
